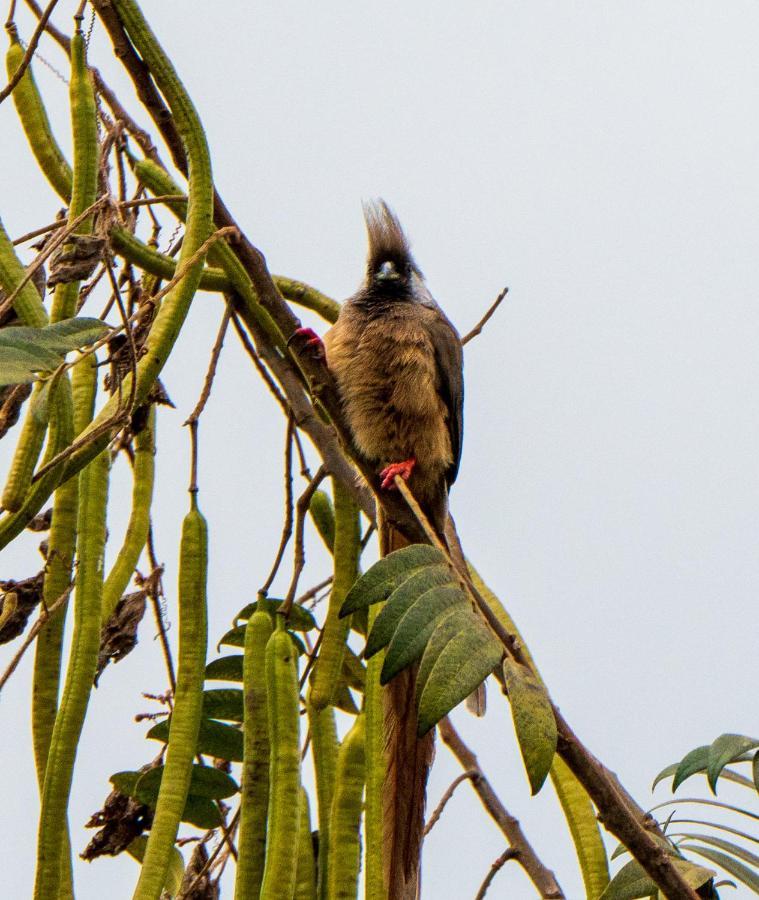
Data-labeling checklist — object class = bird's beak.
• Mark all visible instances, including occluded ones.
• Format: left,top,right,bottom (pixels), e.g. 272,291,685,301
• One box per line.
376,261,399,281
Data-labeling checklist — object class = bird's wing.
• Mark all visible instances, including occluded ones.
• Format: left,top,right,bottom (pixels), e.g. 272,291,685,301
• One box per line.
427,311,464,486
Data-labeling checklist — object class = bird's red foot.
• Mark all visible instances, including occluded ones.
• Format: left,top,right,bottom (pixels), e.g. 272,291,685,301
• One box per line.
379,458,416,490
289,327,325,359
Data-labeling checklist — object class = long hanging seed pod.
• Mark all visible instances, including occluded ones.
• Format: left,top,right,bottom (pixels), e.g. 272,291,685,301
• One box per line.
101,407,156,620
326,714,366,900
235,606,274,900
309,480,360,709
133,496,208,900
294,787,317,900
33,443,109,900
260,619,302,900
307,698,339,900
363,604,387,900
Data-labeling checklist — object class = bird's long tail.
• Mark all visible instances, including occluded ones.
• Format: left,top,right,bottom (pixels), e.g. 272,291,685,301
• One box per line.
381,520,435,900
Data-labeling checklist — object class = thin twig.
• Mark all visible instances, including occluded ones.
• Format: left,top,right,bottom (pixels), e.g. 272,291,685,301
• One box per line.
104,254,138,417
141,545,176,693
461,286,509,345
184,303,232,426
473,848,517,900
148,225,237,308
260,415,295,596
0,584,72,692
177,809,240,899
423,770,478,836
12,217,67,246
230,308,288,414
298,625,323,690
0,196,109,321
438,717,564,899
295,575,333,608
280,465,327,617
0,2,62,105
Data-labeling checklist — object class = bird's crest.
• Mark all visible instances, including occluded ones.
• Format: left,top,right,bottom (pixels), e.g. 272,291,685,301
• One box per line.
363,200,421,279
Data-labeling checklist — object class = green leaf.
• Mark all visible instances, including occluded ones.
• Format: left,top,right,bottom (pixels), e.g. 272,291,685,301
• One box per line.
600,858,714,900
235,597,317,632
179,795,223,829
110,770,142,796
201,688,244,722
364,564,451,658
135,764,238,804
676,835,759,870
680,845,759,893
416,620,503,736
708,735,759,793
652,763,679,792
502,657,557,794
380,584,467,683
0,318,108,386
753,751,759,794
126,836,184,897
205,654,243,682
415,606,473,701
28,317,108,353
339,544,446,616
673,746,710,791
147,717,244,762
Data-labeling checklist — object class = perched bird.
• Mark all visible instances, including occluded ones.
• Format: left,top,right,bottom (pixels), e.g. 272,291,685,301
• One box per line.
297,201,464,899
323,200,463,538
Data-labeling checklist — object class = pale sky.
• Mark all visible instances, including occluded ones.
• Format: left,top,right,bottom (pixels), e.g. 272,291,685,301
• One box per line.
2,2,758,897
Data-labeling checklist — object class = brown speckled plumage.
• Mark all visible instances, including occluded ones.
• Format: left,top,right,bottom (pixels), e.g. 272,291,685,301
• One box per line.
324,201,463,535
324,201,464,899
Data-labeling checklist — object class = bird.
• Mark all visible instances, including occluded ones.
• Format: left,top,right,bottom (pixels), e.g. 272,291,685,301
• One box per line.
322,200,463,539
295,200,464,899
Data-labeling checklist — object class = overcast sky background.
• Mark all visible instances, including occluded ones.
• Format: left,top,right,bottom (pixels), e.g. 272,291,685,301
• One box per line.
2,2,758,897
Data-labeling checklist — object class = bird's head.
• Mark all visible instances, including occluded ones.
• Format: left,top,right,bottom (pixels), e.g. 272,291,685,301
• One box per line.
361,200,423,302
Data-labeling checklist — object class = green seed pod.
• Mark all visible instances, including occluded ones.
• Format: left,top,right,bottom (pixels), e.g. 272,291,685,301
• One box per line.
309,481,360,709
294,787,317,900
327,714,366,900
260,620,301,900
235,608,274,900
5,30,73,202
1,397,48,512
101,406,155,620
133,499,208,900
308,489,335,553
307,698,339,899
51,29,99,324
363,605,387,900
33,448,110,899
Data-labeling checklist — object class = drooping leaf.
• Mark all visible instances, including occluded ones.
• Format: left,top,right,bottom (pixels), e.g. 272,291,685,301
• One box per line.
134,764,238,803
0,318,108,385
673,746,710,791
235,597,317,632
680,845,759,893
652,762,680,792
753,750,759,794
600,857,714,900
147,717,244,762
126,836,185,897
380,584,467,683
201,688,244,722
707,734,759,793
205,654,243,682
415,606,473,701
676,835,759,870
416,620,503,736
110,770,141,796
179,796,224,829
339,544,446,616
363,564,451,658
502,657,557,794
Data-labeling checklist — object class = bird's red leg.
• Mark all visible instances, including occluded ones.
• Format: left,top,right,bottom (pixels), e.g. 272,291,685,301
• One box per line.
289,326,325,360
379,458,416,490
